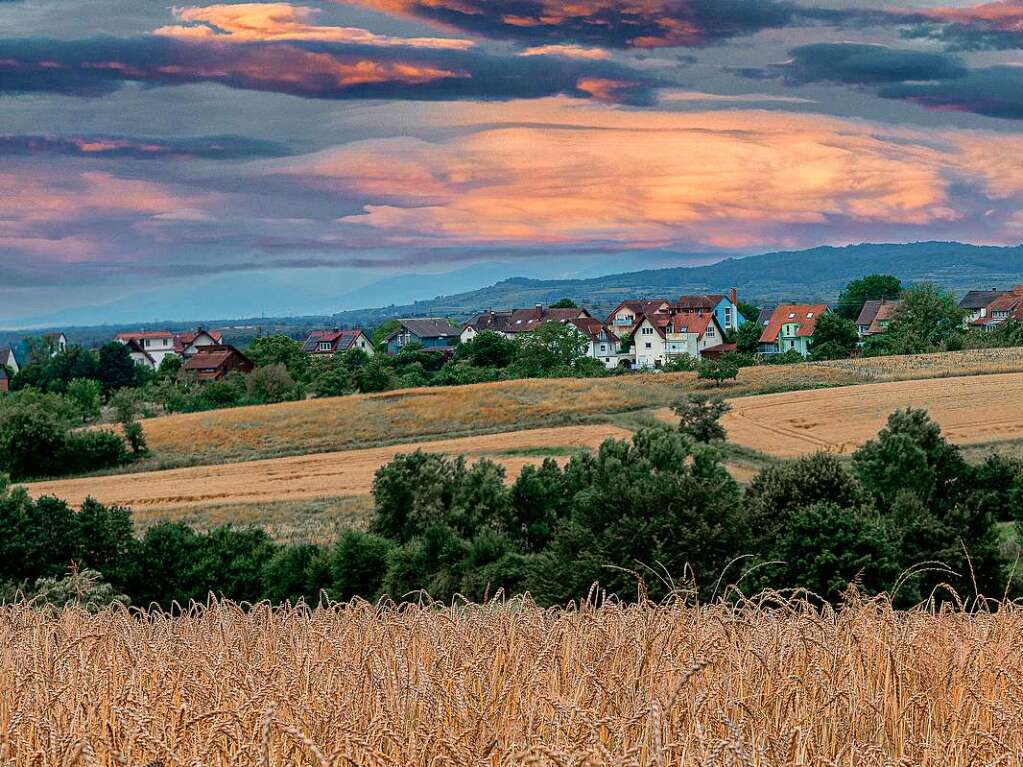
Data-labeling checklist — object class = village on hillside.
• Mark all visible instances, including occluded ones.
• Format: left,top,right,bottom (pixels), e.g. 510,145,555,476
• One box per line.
4,281,1023,393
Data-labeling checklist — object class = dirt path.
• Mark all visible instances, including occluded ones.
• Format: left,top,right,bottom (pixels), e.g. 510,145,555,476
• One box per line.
25,424,632,510
715,372,1023,458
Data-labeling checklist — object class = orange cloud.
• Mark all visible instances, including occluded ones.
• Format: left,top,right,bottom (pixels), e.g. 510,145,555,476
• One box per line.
923,0,1023,29
155,3,475,50
272,104,1023,249
520,45,611,59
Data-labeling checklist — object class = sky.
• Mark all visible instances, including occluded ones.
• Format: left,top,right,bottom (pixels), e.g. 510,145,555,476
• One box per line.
2,0,1023,326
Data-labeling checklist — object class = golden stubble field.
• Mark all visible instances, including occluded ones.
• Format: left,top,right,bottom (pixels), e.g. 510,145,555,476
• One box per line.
720,371,1023,458
3,597,1023,767
27,424,633,512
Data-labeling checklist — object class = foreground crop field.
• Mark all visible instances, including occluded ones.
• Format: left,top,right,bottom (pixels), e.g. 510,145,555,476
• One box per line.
27,423,632,512
721,371,1023,458
4,598,1022,766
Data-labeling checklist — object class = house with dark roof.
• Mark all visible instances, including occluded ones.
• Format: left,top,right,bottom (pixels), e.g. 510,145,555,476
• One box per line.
384,319,458,355
461,305,593,344
566,317,629,369
856,299,901,340
959,287,1023,329
302,329,375,357
674,289,745,333
181,345,254,381
759,304,830,356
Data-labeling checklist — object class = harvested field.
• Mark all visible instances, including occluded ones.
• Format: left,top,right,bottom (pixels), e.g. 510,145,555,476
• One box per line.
815,345,1023,381
133,366,861,469
720,371,1023,458
25,423,632,512
4,597,1023,766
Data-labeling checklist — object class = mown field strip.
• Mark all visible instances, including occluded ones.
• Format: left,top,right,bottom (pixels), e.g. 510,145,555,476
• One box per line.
718,371,1023,458
24,424,633,510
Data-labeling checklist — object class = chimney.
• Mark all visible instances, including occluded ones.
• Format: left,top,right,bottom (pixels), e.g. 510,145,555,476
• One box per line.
730,287,737,306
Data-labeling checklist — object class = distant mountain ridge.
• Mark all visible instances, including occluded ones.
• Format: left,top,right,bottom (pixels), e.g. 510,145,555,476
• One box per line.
4,241,1023,346
329,241,1023,326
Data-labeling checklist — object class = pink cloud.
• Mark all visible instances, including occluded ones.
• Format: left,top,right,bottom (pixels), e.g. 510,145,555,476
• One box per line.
155,3,475,50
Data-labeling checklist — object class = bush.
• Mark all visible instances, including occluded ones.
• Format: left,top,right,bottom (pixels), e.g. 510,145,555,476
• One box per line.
0,405,67,479
245,364,302,404
60,430,129,475
66,378,102,423
697,358,739,385
672,395,731,443
330,530,393,602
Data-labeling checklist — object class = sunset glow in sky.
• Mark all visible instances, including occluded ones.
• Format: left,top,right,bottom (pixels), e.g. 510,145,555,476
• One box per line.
2,0,1023,323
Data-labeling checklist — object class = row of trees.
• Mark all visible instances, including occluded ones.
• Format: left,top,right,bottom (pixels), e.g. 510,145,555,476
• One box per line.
5,404,1021,609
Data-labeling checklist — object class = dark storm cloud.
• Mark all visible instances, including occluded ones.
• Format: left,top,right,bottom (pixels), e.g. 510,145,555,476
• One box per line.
0,134,291,159
0,35,662,104
783,43,968,85
774,42,1023,121
348,0,815,49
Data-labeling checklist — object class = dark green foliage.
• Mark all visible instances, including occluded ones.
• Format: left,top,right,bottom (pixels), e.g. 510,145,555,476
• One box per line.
809,313,859,360
672,395,730,443
330,530,393,602
190,527,279,603
262,544,331,604
0,404,67,479
383,524,469,603
123,422,148,456
872,283,965,355
757,503,902,603
59,430,129,475
506,459,570,552
532,428,746,603
737,301,761,323
510,321,590,378
75,499,136,586
128,522,204,607
454,331,518,368
98,342,141,393
550,298,578,309
697,357,739,385
355,357,396,393
245,364,302,404
734,321,763,354
835,274,903,320
245,335,309,381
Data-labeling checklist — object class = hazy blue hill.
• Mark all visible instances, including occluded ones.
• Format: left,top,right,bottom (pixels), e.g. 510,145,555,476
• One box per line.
4,241,1022,345
329,241,1023,326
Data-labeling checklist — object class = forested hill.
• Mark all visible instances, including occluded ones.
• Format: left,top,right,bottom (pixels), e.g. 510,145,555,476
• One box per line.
330,241,1023,326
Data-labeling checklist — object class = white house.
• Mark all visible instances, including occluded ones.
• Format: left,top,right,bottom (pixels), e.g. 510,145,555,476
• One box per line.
174,328,224,358
567,317,630,370
604,299,671,336
115,331,177,369
632,312,725,368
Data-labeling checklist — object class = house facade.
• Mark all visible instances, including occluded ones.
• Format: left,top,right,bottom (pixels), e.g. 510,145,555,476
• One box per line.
115,331,177,369
632,312,725,368
182,345,254,381
461,306,593,343
0,366,8,393
856,299,901,340
384,319,459,354
566,317,629,369
303,329,375,357
759,304,829,356
605,300,671,336
174,328,224,358
960,287,1023,329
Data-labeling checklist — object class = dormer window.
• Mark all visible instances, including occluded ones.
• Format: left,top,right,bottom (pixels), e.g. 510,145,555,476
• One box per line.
806,312,814,319
787,312,796,319
318,342,332,352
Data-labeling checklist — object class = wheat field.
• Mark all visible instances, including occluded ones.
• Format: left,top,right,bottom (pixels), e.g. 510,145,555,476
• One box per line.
3,596,1023,767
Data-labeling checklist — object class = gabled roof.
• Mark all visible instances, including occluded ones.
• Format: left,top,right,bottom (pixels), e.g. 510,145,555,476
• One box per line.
960,289,1012,310
464,311,515,334
464,307,593,335
675,294,725,311
668,311,719,339
0,348,17,369
393,318,457,340
174,328,223,354
867,300,901,335
569,317,618,343
856,300,883,327
121,338,156,366
302,329,367,353
759,304,829,343
182,344,250,371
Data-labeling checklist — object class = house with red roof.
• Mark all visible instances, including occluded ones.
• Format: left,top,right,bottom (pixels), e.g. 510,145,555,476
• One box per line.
958,287,1023,330
174,328,224,358
604,299,672,335
856,299,901,340
181,345,254,381
302,329,375,357
632,310,725,369
759,304,830,356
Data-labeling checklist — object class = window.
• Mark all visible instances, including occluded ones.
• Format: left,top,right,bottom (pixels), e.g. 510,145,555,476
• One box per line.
787,312,796,319
318,342,332,352
645,342,652,349
600,344,607,352
641,327,654,335
806,312,815,319
706,325,715,336
724,308,732,324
